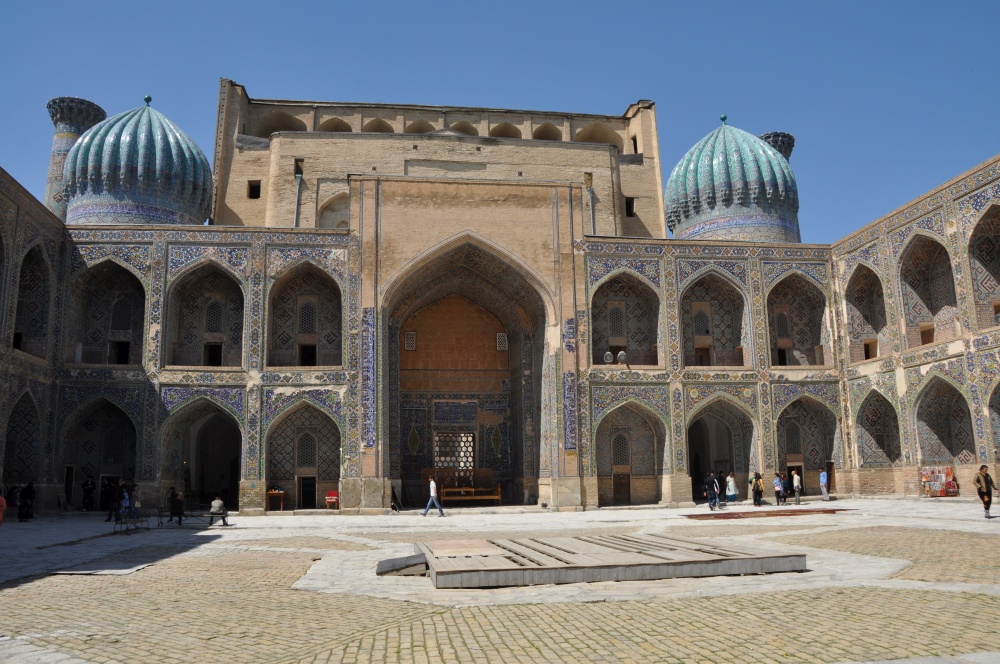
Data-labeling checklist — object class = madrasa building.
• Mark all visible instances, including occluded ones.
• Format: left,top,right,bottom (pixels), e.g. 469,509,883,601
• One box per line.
1,79,998,513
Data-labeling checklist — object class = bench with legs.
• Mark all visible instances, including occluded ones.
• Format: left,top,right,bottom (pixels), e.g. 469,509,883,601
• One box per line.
113,511,149,534
422,468,501,506
157,508,229,527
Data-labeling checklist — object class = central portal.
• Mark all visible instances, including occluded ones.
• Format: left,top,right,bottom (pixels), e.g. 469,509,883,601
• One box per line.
383,242,546,507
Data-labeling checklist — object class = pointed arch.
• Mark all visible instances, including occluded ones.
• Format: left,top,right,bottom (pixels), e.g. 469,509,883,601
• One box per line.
590,272,659,366
63,398,138,487
404,120,435,134
66,261,146,365
449,121,478,136
776,396,838,472
362,118,394,133
532,122,562,141
489,122,521,139
317,193,350,230
265,402,342,509
915,376,975,465
968,204,1000,330
845,263,888,362
318,117,352,133
988,380,1000,464
594,401,665,505
680,271,750,368
165,262,245,367
686,396,756,497
254,111,307,138
267,261,342,367
767,273,829,366
574,121,624,152
3,391,42,485
898,232,958,348
13,245,52,358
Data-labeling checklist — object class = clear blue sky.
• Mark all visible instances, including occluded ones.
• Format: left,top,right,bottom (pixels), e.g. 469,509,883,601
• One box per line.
2,1,996,244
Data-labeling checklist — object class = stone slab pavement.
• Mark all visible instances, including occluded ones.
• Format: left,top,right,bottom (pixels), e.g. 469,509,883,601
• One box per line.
0,497,998,663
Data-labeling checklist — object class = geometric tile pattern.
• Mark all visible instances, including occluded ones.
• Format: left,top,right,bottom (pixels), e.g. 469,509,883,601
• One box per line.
766,274,827,365
13,247,50,359
680,273,748,367
169,264,244,367
268,264,342,367
3,393,41,484
266,404,340,482
915,377,975,465
62,399,136,484
594,402,659,476
898,235,958,350
590,275,658,365
776,397,836,470
844,264,888,362
856,390,902,467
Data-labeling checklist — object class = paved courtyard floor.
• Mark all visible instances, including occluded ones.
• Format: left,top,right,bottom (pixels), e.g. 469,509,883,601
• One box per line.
1,497,999,663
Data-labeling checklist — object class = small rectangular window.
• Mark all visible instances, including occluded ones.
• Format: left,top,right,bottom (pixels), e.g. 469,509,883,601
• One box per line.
863,339,878,360
631,135,639,154
247,181,261,199
694,347,711,366
204,343,223,366
299,344,317,366
777,348,788,366
12,332,22,350
404,331,417,351
109,341,131,365
920,326,935,345
294,159,304,176
625,197,636,217
496,332,508,352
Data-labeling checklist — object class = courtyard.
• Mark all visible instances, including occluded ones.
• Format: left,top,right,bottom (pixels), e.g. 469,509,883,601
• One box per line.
1,498,998,663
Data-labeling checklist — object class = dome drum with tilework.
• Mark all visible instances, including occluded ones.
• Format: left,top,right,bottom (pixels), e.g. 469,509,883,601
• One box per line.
63,99,211,225
666,121,800,243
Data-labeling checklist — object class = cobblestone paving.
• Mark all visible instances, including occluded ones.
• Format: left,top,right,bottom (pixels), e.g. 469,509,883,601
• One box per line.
303,588,998,664
661,524,820,538
221,536,374,550
775,527,1000,584
362,526,642,543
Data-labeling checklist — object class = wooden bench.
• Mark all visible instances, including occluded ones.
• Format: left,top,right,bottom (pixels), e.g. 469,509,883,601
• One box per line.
157,507,229,527
422,468,501,506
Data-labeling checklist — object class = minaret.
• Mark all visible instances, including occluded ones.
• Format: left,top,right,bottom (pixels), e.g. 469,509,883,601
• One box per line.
44,97,106,220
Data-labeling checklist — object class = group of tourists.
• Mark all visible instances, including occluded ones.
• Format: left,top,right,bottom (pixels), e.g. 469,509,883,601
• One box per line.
101,478,142,522
702,471,737,510
706,468,834,507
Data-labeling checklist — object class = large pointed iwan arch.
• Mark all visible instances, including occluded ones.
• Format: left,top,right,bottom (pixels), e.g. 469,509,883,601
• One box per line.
3,391,42,486
914,376,975,466
898,233,959,348
165,261,245,367
679,270,750,368
381,236,550,506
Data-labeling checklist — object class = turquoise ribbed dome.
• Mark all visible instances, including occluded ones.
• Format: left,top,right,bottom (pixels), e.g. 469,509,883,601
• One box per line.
665,122,800,243
63,101,211,225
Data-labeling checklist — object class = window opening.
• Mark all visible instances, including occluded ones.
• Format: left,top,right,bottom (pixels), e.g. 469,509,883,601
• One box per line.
299,344,317,366
631,135,639,154
203,343,223,366
12,332,22,350
612,432,630,466
920,325,935,345
496,332,508,351
404,331,417,351
297,432,317,466
777,348,788,366
625,197,636,217
109,341,131,365
786,422,801,454
434,432,474,470
205,300,223,333
299,301,316,334
294,159,304,176
110,298,132,333
863,339,877,360
695,347,711,366
247,181,261,199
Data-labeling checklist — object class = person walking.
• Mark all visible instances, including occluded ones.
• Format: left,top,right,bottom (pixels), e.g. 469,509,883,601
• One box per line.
166,487,178,522
773,472,785,506
792,470,802,505
704,473,719,510
819,469,830,501
974,465,998,519
18,482,35,521
726,472,737,503
422,476,445,517
81,477,95,512
170,491,185,526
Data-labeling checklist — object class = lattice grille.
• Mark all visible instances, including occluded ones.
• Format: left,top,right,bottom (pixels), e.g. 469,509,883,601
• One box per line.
608,304,625,338
299,302,316,334
496,332,508,351
205,300,223,333
775,312,790,339
693,310,710,336
434,432,474,469
297,432,317,466
785,421,801,453
404,331,417,351
612,432,630,466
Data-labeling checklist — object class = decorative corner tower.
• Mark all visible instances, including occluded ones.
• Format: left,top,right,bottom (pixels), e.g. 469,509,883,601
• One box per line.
44,97,106,220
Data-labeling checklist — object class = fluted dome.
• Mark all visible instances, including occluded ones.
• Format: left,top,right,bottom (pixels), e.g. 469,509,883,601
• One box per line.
665,120,800,243
63,98,211,225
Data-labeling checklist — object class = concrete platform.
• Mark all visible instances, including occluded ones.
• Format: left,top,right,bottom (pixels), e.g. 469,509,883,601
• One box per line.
416,533,806,588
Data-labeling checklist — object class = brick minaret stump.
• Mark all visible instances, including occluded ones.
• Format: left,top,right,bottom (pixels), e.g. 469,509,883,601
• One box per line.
44,97,106,220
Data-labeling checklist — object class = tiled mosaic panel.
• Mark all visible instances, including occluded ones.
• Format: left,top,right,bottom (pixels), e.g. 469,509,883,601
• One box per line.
856,390,902,467
3,393,41,483
680,273,748,366
14,247,50,358
916,378,975,464
590,275,659,365
969,209,1000,330
266,404,341,482
594,403,659,476
62,400,136,483
169,265,244,367
766,274,826,365
268,264,342,366
70,262,146,365
776,398,836,470
686,400,753,473
587,256,662,287
899,235,959,349
845,264,889,362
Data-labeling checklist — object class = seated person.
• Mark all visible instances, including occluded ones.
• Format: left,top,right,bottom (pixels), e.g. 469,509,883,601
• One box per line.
209,495,229,526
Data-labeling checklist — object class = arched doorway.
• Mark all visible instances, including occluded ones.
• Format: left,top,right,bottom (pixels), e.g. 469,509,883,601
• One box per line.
594,403,664,506
686,400,754,499
265,404,341,509
776,397,838,495
3,393,41,488
383,242,547,506
63,399,137,507
160,401,242,508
